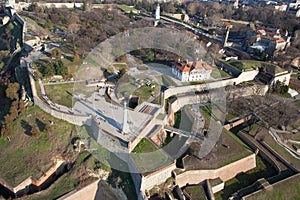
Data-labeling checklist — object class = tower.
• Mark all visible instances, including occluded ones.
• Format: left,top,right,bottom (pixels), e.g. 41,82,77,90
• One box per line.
154,3,160,27
122,101,130,134
5,0,15,8
233,0,239,9
223,22,232,47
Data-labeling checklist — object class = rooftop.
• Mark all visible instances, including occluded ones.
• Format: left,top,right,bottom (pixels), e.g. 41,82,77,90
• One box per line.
173,60,212,72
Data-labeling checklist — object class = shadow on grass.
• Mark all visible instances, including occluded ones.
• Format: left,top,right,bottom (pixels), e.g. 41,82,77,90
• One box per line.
35,118,46,132
66,90,73,97
21,120,32,136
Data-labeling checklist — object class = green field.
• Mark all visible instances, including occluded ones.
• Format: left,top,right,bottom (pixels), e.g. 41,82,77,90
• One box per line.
132,83,158,103
220,60,285,73
184,185,207,200
173,110,193,132
113,63,128,71
224,60,261,71
0,106,77,187
264,134,300,171
132,138,158,153
117,5,137,13
131,138,172,175
211,68,231,79
44,83,74,107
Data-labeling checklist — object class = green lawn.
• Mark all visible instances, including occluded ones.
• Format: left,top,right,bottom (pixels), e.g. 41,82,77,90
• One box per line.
151,95,162,105
132,84,158,103
173,110,193,132
132,138,157,153
0,106,77,187
219,60,284,73
184,185,207,200
62,58,83,76
113,63,128,71
44,83,74,107
131,138,172,174
264,134,300,171
211,68,231,79
117,5,136,13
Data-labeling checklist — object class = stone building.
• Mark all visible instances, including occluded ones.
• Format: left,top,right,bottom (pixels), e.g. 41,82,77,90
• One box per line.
171,60,212,82
247,28,291,56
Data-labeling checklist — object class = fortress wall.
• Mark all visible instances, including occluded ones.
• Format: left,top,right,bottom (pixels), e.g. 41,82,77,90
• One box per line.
163,70,259,105
237,132,281,173
34,97,91,126
224,115,253,131
4,159,66,197
32,160,65,187
13,177,32,195
176,153,256,187
166,83,266,127
141,162,176,191
227,84,268,99
36,3,83,9
28,70,91,126
234,70,259,85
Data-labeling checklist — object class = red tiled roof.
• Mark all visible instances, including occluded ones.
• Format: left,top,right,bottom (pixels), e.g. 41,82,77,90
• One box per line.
224,22,232,27
173,60,212,72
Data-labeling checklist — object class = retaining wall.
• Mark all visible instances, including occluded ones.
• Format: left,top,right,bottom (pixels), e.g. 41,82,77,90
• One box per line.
140,161,177,191
237,132,281,173
163,70,259,105
176,154,256,187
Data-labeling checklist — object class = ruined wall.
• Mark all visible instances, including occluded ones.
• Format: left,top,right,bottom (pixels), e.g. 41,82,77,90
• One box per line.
0,159,66,197
226,84,269,99
176,154,256,187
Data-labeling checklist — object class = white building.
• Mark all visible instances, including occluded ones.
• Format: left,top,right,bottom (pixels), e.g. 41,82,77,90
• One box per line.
171,60,212,82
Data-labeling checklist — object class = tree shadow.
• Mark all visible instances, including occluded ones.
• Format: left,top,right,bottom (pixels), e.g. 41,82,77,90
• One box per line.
63,54,73,62
65,90,73,96
35,118,46,132
21,120,32,136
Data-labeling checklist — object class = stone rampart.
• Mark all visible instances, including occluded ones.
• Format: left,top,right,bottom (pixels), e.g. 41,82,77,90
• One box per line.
36,2,83,9
237,132,281,173
140,162,176,191
176,154,256,187
163,70,259,108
